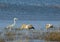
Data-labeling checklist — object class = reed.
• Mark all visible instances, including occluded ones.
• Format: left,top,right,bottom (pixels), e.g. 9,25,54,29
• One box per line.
45,32,60,41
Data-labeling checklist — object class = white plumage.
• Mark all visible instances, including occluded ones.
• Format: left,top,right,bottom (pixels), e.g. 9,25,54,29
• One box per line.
6,18,18,30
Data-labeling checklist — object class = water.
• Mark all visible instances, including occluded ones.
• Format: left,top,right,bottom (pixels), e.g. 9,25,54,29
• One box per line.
0,20,60,42
0,20,60,30
0,0,60,20
0,0,60,42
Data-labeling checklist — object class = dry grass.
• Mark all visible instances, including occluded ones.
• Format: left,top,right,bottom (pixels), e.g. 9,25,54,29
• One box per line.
45,32,60,41
0,38,5,42
5,32,16,41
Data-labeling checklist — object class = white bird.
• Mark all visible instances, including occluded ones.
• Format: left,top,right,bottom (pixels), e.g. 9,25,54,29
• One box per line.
6,18,18,31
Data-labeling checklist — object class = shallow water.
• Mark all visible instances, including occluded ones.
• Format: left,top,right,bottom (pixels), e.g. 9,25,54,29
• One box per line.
0,20,60,30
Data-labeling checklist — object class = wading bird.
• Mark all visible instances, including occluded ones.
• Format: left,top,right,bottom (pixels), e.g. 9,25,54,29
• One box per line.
6,18,18,31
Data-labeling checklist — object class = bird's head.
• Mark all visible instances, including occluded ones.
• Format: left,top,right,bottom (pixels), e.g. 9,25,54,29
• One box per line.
14,18,18,21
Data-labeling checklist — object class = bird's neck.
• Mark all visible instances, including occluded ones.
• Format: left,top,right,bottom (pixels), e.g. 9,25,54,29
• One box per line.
13,20,16,25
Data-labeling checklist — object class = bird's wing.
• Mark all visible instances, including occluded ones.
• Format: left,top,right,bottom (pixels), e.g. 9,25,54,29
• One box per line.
6,24,14,28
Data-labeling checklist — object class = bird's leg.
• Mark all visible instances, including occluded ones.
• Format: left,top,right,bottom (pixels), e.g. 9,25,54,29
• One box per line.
9,27,11,31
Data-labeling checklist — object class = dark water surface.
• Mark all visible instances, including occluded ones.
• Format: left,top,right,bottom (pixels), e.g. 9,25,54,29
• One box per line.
0,0,60,20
